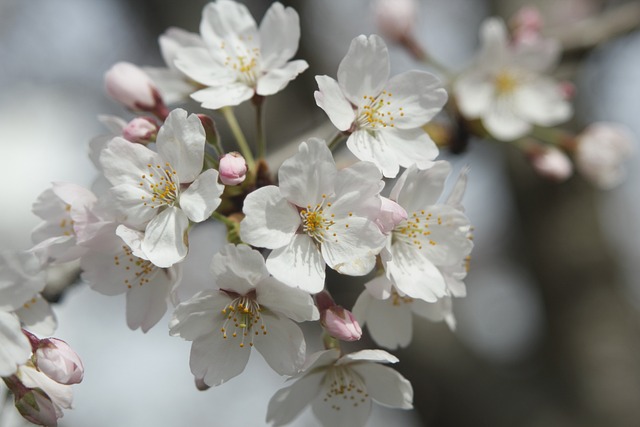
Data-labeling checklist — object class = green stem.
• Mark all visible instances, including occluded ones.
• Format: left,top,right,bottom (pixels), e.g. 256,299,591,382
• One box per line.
211,211,235,227
221,106,255,171
254,98,266,160
327,131,347,152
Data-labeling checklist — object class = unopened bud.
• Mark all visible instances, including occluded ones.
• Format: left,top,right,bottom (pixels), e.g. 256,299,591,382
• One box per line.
373,0,417,43
375,197,408,234
34,338,84,385
122,117,158,144
104,62,166,116
529,146,573,182
219,152,248,186
322,306,362,342
510,6,543,45
14,388,59,427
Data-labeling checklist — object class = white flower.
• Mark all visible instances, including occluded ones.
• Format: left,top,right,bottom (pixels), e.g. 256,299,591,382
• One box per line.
353,275,456,350
240,138,387,293
174,0,308,109
266,348,413,427
454,18,572,141
169,244,318,387
575,122,635,188
100,108,223,268
80,225,182,332
382,161,473,302
315,34,447,178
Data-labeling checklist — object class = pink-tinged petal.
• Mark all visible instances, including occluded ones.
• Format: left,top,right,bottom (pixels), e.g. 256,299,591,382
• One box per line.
351,363,413,409
513,79,572,126
482,98,531,141
391,162,450,212
278,138,337,208
256,277,319,322
0,311,31,376
346,130,400,178
156,109,206,183
338,35,390,105
255,313,306,375
386,244,446,302
190,332,251,387
211,244,268,295
142,206,190,268
169,291,231,341
266,234,325,293
200,0,258,48
174,47,235,87
267,371,325,426
383,70,447,128
259,2,301,69
0,251,45,312
256,59,308,96
240,186,300,249
311,385,372,427
100,137,162,187
191,83,254,109
381,128,439,171
180,169,223,222
15,294,56,336
314,75,356,131
338,348,399,365
354,293,413,350
454,71,494,118
125,267,174,332
322,217,385,276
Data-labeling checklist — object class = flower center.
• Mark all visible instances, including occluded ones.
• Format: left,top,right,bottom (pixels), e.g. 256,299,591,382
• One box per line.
221,36,261,87
59,204,75,237
494,70,518,95
299,196,335,243
139,162,179,209
114,245,161,289
220,294,265,348
323,367,369,411
392,209,440,250
357,90,403,130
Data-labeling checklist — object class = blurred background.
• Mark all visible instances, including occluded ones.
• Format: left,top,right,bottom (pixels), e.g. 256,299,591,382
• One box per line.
1,0,640,426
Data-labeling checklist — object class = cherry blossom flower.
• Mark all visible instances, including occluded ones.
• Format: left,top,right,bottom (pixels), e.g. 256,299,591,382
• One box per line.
454,18,571,141
266,348,413,427
240,138,387,293
169,244,318,387
100,108,223,268
174,0,308,109
373,0,417,43
575,122,635,188
315,34,447,178
528,145,573,182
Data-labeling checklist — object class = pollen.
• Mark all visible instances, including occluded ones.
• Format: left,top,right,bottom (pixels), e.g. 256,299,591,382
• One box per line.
220,294,265,348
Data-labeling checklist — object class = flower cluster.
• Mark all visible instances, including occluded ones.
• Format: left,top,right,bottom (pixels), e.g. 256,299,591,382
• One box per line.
1,1,635,426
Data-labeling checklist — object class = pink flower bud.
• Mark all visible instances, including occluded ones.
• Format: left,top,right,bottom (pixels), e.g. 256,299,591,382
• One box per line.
529,146,573,182
14,388,59,427
322,306,362,342
122,117,158,144
104,62,159,111
34,338,84,385
373,0,417,42
510,6,543,45
219,152,248,186
559,81,575,100
375,197,408,234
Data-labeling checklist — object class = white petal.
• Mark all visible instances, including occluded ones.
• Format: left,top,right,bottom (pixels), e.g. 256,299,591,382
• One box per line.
240,186,300,249
346,130,400,178
15,295,57,336
0,311,31,376
513,79,572,127
412,297,456,329
482,98,531,141
332,161,384,213
322,217,385,276
115,225,148,260
0,251,45,311
169,291,230,341
338,35,389,105
417,205,473,266
256,59,308,96
314,75,356,131
108,184,157,228
255,313,306,375
383,70,447,128
158,27,205,69
256,277,319,322
200,0,258,48
478,17,509,67
144,67,195,105
259,2,301,69
191,83,254,109
210,244,267,295
267,371,324,426
380,128,439,171
125,267,174,332
156,109,206,183
357,295,413,350
363,274,393,300
278,138,336,208
18,365,74,411
266,234,325,293
100,137,162,187
190,332,251,387
386,244,446,302
311,383,372,427
174,46,235,87
180,169,223,222
512,38,561,73
454,71,494,118
391,162,451,213
351,363,413,409
338,349,398,365
142,206,190,268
